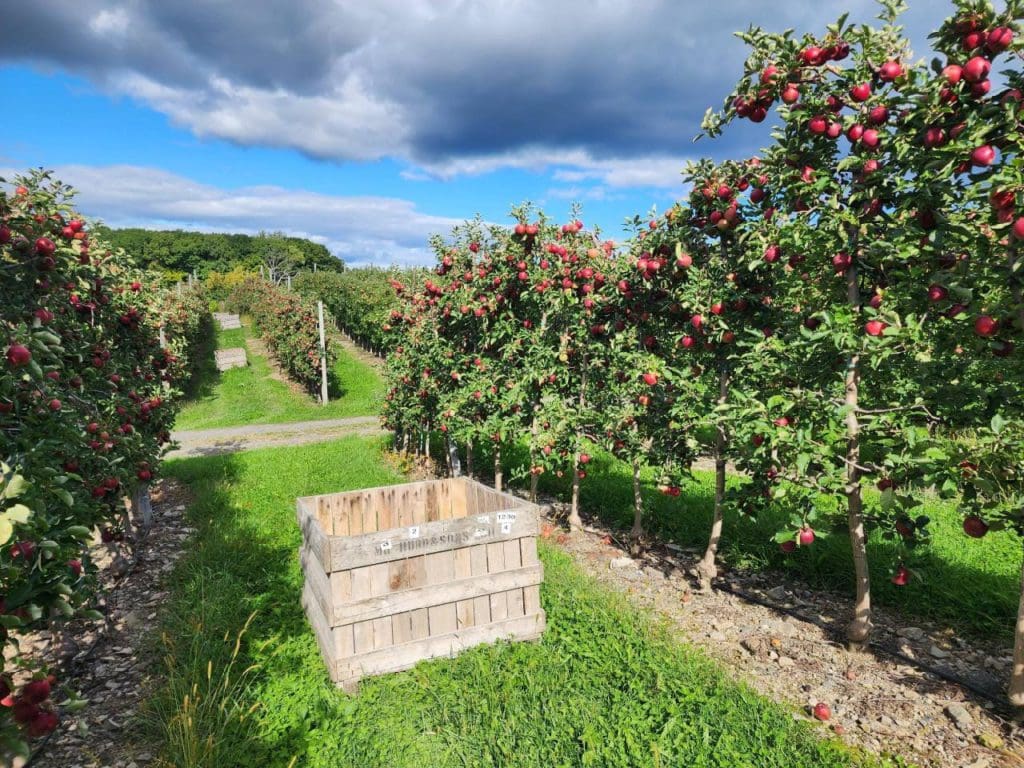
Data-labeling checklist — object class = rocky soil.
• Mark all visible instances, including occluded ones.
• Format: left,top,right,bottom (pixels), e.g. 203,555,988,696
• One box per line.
538,499,1024,768
17,480,192,768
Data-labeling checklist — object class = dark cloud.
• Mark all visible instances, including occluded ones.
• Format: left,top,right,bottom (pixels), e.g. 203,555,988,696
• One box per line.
0,0,941,180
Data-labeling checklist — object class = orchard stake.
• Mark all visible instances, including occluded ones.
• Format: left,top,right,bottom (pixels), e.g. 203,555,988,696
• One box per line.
567,351,588,530
318,301,329,404
630,458,644,538
494,444,503,493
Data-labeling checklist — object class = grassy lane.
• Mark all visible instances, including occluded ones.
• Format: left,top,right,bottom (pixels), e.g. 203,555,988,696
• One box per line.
175,322,384,431
154,438,889,768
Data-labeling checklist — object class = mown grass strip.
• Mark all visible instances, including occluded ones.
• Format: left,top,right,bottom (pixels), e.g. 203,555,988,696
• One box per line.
150,437,892,768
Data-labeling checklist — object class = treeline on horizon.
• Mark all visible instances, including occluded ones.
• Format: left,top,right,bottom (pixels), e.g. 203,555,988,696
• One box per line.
95,226,344,279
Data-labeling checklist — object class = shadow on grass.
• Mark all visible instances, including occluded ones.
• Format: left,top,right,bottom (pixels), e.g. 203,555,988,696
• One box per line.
182,315,220,402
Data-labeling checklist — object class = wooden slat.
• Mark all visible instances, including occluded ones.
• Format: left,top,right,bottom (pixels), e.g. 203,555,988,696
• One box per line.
361,491,377,534
469,544,490,626
502,539,521,569
301,580,336,665
353,620,374,654
300,546,333,624
410,608,430,640
330,511,538,570
428,602,458,636
523,584,542,616
334,622,355,659
350,566,372,601
372,616,393,649
392,611,413,645
378,486,395,532
336,613,545,684
296,498,331,574
330,565,544,626
451,478,468,520
331,568,352,606
506,587,526,618
453,545,473,627
486,542,508,621
520,536,539,565
425,550,456,586
347,494,363,536
316,496,333,535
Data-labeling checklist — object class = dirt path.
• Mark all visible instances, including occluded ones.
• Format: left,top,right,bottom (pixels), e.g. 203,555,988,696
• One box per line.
169,415,383,458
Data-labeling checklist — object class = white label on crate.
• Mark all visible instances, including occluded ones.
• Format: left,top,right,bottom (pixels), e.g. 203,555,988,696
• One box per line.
408,526,420,539
379,540,392,553
476,515,490,524
500,522,512,534
474,527,489,538
497,511,516,524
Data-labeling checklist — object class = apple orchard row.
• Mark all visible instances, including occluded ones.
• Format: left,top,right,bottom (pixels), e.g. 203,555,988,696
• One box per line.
298,2,1024,706
0,171,210,757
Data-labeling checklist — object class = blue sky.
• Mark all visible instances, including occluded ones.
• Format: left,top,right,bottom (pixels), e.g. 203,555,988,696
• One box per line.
0,1,935,267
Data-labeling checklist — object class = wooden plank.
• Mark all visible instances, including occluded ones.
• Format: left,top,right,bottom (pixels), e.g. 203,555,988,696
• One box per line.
334,622,355,660
353,620,374,654
335,612,546,684
502,539,522,569
361,491,377,534
455,600,474,629
506,587,526,618
520,536,539,566
301,581,338,672
330,510,538,570
523,584,542,616
331,565,544,625
331,568,352,606
297,498,331,574
426,484,439,522
372,616,393,650
332,494,350,537
347,493,363,536
378,487,395,532
392,611,413,645
428,602,458,636
350,566,372,601
410,608,430,640
425,550,456,586
486,541,508,621
451,478,468,520
299,546,333,624
316,496,333,536
469,544,491,626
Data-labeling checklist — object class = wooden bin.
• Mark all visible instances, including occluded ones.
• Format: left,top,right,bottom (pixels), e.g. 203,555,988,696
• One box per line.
296,477,546,690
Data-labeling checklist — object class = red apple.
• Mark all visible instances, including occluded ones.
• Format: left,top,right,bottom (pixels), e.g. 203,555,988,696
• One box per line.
971,145,996,167
812,702,832,721
974,315,998,337
891,565,910,586
849,83,871,102
963,515,989,538
799,527,815,545
6,344,31,367
865,320,887,336
642,372,658,386
963,55,991,83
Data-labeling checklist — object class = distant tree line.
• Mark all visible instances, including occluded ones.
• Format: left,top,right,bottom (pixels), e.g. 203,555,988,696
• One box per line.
95,227,343,281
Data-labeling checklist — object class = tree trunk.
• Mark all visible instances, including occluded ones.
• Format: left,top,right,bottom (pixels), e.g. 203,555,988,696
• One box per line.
845,261,872,649
630,458,644,538
1009,542,1024,706
530,416,540,502
568,454,583,530
696,363,730,590
466,439,473,478
447,437,461,477
567,354,587,530
494,444,502,493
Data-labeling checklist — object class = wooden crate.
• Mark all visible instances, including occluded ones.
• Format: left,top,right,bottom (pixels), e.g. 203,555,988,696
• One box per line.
296,477,546,690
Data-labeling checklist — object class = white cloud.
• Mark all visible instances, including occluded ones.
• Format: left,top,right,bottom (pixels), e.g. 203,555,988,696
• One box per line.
0,164,462,268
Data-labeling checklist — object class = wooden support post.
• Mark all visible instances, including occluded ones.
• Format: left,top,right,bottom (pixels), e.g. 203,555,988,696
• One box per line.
318,301,329,405
132,484,153,532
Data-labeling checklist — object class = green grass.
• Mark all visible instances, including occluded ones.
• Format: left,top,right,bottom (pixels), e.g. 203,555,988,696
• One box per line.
175,322,384,431
507,446,1022,644
152,438,891,768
